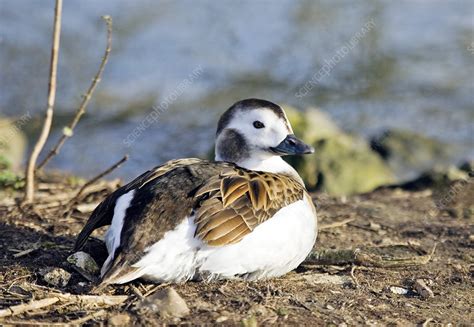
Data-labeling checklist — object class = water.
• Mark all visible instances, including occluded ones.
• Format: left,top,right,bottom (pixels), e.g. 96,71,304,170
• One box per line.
1,0,473,180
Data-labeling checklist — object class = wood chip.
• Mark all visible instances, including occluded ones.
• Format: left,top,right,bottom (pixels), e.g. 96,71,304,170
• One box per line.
414,279,434,298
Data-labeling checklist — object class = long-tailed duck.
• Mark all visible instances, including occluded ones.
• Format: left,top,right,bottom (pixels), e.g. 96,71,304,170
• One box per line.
74,98,318,286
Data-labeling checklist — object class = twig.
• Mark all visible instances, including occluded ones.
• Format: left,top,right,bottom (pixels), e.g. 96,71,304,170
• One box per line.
37,15,113,171
304,243,437,268
0,297,60,318
350,265,360,287
0,294,127,318
67,309,107,325
319,217,355,230
12,243,41,258
68,155,128,207
23,0,63,204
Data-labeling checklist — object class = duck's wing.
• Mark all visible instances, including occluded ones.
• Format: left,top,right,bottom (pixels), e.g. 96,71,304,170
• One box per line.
97,159,229,285
73,158,204,251
193,166,306,246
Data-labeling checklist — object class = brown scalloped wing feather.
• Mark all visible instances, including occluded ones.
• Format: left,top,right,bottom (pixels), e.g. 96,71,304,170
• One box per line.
194,167,305,246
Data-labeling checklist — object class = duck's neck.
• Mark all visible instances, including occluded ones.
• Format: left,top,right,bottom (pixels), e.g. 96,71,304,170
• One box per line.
216,154,304,185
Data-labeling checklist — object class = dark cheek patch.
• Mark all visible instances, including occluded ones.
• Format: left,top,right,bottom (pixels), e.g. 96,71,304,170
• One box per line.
217,129,250,163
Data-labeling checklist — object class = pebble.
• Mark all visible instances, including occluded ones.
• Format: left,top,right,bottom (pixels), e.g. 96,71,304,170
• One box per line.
108,313,131,326
40,267,71,287
67,251,99,274
389,286,409,295
137,287,189,318
215,316,229,323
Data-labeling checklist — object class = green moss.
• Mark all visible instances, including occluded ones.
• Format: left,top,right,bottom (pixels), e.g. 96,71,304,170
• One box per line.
0,168,24,190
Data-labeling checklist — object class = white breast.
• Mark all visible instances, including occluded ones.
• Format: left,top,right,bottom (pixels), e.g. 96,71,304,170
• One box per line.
197,195,317,280
127,195,317,283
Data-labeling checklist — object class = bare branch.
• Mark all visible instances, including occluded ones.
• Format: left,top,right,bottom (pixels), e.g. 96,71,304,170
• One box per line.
23,0,63,204
68,155,128,208
37,15,113,171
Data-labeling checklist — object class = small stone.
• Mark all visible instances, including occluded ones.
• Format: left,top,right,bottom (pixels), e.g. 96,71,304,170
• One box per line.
40,267,71,287
108,313,131,326
67,251,99,274
215,316,229,323
414,279,434,298
326,304,335,310
389,286,409,295
138,287,189,318
369,222,382,231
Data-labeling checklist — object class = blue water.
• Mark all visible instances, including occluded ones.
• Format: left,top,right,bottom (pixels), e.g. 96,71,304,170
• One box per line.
1,0,473,179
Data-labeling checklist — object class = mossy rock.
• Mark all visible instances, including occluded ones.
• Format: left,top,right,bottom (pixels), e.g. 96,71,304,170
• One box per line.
282,105,341,144
284,106,394,195
370,129,454,181
287,134,395,195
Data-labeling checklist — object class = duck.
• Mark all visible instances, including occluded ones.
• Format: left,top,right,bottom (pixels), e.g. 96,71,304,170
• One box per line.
74,98,318,286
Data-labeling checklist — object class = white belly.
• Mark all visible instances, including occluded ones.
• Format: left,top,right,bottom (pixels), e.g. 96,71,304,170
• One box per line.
130,196,317,283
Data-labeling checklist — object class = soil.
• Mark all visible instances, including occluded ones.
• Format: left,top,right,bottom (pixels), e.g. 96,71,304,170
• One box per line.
0,175,472,326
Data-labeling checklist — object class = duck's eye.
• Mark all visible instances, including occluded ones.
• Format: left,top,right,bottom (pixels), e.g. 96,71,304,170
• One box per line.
253,121,265,129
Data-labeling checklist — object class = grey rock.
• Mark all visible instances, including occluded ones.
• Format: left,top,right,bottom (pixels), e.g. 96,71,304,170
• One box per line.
40,267,71,287
370,129,455,181
284,106,394,195
108,313,131,326
138,287,190,318
67,251,99,275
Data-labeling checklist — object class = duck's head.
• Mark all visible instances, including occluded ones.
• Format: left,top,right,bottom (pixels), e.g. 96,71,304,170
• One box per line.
215,98,314,172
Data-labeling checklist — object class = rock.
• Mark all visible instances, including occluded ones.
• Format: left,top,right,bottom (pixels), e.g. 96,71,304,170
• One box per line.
40,267,71,287
108,313,131,326
388,286,409,295
0,117,27,171
400,165,470,190
215,315,229,323
138,287,189,318
282,105,341,144
459,160,474,175
370,129,455,181
67,251,99,275
284,106,394,195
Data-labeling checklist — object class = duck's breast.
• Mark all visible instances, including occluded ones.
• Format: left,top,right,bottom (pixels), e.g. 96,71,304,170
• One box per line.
196,194,317,279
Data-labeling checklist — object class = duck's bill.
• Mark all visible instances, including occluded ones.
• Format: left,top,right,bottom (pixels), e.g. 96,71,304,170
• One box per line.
270,134,314,156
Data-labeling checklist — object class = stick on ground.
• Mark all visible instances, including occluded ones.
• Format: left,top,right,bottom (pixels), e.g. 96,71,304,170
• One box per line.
23,0,63,204
37,15,113,171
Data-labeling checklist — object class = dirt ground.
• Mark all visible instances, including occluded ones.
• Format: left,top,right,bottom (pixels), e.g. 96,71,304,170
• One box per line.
0,174,472,326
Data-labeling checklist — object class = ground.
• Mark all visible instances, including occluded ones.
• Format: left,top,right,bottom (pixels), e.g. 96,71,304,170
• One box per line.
0,174,472,326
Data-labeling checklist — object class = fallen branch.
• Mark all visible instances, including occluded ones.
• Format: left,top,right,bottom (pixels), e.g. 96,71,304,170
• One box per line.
0,293,127,318
23,0,63,204
305,243,437,268
0,297,59,318
37,15,113,171
319,217,355,230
